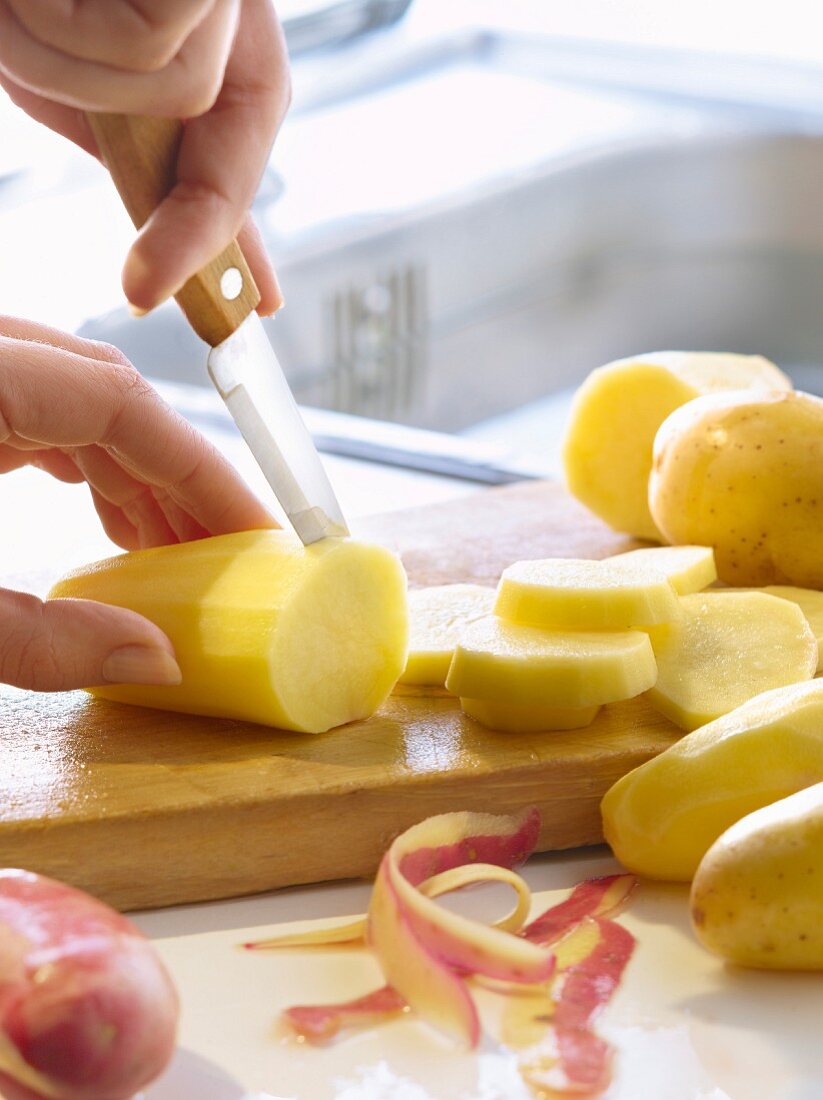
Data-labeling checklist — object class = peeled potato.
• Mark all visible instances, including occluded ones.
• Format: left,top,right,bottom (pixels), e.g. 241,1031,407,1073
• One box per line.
48,531,408,734
646,591,817,731
399,584,495,687
760,586,823,673
650,390,823,587
691,782,823,969
563,352,790,540
494,558,679,631
601,680,823,881
609,545,716,595
445,616,656,709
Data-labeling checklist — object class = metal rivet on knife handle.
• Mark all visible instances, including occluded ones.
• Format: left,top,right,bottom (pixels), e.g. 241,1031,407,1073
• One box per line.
86,112,260,348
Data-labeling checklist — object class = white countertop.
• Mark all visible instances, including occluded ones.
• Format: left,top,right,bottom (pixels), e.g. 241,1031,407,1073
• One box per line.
133,848,823,1100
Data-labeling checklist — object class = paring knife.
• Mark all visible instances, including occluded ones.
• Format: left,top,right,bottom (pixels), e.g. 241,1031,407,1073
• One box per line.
86,113,349,546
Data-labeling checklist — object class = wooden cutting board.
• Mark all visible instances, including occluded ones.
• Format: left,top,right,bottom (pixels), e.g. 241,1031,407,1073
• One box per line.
0,481,680,910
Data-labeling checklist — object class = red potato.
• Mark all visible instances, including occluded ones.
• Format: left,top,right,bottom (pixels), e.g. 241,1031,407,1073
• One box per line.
0,870,178,1100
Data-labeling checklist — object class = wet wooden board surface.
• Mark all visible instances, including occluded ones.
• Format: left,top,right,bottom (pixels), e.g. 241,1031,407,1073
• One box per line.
0,481,678,910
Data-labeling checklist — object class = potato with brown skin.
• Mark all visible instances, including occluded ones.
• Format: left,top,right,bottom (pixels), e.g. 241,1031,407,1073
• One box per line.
691,782,823,970
649,390,823,587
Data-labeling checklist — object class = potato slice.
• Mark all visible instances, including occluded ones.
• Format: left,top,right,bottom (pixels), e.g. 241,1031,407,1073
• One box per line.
691,782,823,969
601,680,823,881
460,697,599,733
48,530,408,734
646,591,817,731
761,586,823,673
445,616,656,708
563,352,790,540
494,558,679,630
398,584,495,687
610,545,716,595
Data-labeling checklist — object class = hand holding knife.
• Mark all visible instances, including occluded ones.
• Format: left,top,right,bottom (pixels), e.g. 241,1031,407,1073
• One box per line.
86,113,349,546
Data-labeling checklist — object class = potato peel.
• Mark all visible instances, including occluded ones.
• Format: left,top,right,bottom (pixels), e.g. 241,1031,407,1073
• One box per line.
522,873,637,946
368,809,552,1045
247,861,534,952
266,813,638,1097
519,917,636,1094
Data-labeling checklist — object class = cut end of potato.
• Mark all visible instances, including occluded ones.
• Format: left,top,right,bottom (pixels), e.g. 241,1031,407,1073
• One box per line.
274,539,409,731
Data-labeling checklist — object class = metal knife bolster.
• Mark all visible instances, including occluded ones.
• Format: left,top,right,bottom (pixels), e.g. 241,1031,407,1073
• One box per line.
208,313,349,545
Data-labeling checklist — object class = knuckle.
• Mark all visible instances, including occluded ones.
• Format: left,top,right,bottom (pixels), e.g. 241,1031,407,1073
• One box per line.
103,363,158,443
92,341,132,370
110,361,151,401
0,593,60,690
171,70,223,118
173,177,233,215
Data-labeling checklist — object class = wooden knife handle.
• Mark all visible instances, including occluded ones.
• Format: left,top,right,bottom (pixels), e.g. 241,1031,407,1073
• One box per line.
87,113,261,347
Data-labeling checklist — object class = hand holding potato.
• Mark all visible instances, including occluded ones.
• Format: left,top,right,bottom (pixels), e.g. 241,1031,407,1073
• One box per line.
0,316,272,692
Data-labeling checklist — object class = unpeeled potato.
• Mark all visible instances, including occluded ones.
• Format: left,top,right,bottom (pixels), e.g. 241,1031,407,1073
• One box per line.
562,352,790,540
650,390,823,587
691,782,823,969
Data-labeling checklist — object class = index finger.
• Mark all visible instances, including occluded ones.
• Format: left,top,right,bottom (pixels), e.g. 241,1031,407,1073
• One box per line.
0,333,275,536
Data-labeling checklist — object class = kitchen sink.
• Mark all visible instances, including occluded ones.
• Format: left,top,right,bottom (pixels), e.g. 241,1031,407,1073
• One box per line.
79,26,823,433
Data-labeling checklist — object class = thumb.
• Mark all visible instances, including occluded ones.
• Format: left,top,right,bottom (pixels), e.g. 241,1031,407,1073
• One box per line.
0,590,182,692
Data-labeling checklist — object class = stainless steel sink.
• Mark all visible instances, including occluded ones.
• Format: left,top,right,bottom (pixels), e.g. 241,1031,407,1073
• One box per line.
79,28,823,432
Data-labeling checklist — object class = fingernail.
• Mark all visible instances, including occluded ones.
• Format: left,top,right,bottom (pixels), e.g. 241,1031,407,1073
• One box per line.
273,272,285,313
123,251,171,317
102,645,182,686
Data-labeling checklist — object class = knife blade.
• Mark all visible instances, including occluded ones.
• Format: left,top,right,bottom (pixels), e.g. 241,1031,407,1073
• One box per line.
208,311,348,541
85,112,349,545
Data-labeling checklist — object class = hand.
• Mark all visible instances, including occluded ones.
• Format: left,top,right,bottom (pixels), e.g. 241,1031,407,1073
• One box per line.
0,316,274,692
0,0,290,314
